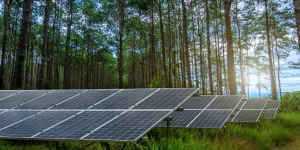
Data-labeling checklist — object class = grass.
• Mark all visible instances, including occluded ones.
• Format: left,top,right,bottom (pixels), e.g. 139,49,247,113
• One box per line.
0,112,299,150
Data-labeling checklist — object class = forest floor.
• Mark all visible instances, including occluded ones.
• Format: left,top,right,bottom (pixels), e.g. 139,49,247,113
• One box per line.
276,136,300,150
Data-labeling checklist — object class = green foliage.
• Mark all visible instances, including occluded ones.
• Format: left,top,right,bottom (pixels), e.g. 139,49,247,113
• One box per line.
281,91,300,112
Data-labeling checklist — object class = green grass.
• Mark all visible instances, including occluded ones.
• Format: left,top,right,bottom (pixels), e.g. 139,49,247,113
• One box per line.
0,112,299,150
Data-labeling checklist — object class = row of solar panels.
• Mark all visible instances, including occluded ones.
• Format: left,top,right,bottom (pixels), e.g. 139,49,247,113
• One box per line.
0,89,280,142
157,96,280,128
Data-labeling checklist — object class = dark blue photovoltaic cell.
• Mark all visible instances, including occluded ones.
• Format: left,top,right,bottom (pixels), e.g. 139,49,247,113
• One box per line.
236,101,246,109
36,111,120,139
0,111,77,138
242,99,267,109
265,100,280,109
52,90,119,109
156,110,202,127
16,90,84,109
133,88,197,109
0,111,39,129
232,110,262,122
188,110,232,128
182,96,216,109
0,91,50,109
84,111,169,141
0,91,18,99
91,89,157,109
263,110,277,119
207,95,244,109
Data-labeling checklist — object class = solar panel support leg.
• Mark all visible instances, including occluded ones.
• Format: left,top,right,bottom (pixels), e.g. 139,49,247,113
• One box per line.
100,142,110,150
164,116,172,150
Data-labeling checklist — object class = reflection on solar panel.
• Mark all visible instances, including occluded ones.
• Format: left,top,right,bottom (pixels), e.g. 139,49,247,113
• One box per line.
157,110,202,127
188,110,232,128
242,99,267,109
231,98,267,122
207,95,244,109
263,100,280,119
133,88,197,109
232,110,262,122
83,111,170,141
36,111,120,139
0,91,51,109
0,88,198,142
263,110,278,119
182,96,216,109
0,91,18,99
0,111,77,138
158,95,244,128
17,90,85,109
52,90,119,109
0,111,39,129
92,89,157,109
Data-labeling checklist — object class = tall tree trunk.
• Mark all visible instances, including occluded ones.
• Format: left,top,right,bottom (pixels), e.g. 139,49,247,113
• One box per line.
118,0,125,89
150,2,155,82
63,0,73,89
158,0,168,87
0,0,11,89
182,0,192,88
294,0,300,50
264,0,277,100
224,0,237,95
192,14,199,88
12,0,33,89
205,0,214,94
235,1,245,94
275,37,282,100
38,0,51,89
167,0,172,88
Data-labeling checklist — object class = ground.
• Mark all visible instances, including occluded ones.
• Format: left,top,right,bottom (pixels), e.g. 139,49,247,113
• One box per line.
277,136,300,150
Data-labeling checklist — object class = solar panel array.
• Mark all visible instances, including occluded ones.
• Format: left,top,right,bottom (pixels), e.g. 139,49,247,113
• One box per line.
0,89,198,141
158,95,245,128
263,100,281,119
231,98,267,122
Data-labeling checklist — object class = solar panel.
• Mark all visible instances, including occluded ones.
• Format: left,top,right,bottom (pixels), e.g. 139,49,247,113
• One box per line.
265,100,280,109
16,90,85,109
52,90,119,109
0,111,77,138
182,96,216,109
188,110,232,128
241,99,267,109
0,111,39,129
232,110,262,122
0,91,19,99
35,111,121,139
0,91,51,109
236,101,246,109
263,110,278,119
91,89,157,109
83,111,170,141
207,95,244,109
133,88,197,109
157,110,203,127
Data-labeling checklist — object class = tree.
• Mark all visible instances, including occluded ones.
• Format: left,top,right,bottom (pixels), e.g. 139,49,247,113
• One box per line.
224,0,237,95
118,0,125,89
294,0,300,50
11,0,33,89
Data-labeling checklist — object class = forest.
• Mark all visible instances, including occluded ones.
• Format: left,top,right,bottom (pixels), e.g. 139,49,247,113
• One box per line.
0,0,298,99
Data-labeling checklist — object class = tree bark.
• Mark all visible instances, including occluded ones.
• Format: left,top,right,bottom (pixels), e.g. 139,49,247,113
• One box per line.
224,0,237,95
294,0,300,51
63,0,73,89
11,0,33,89
38,0,51,89
118,0,125,89
264,0,277,100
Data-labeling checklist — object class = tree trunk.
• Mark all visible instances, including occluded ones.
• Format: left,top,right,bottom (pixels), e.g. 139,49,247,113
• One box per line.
205,0,214,94
63,0,73,89
38,0,51,89
11,0,33,89
0,0,11,89
264,0,277,100
275,37,282,100
167,0,172,88
224,0,237,95
182,0,192,88
192,14,199,88
294,0,300,50
235,1,245,94
118,0,125,89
